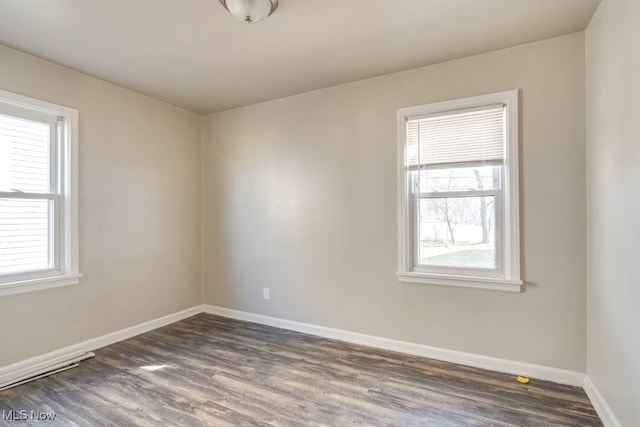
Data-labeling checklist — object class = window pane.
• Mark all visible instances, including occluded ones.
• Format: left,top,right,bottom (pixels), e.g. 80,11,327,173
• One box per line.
0,114,51,193
417,195,496,269
417,165,500,193
0,198,51,275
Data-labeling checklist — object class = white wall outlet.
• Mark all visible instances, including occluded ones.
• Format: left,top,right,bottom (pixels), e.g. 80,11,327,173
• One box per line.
263,287,270,300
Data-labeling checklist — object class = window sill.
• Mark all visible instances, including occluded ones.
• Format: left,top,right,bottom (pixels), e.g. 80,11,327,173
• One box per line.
396,271,522,292
0,273,83,297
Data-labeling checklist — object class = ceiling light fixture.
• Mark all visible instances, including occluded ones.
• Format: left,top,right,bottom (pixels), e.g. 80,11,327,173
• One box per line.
219,0,279,24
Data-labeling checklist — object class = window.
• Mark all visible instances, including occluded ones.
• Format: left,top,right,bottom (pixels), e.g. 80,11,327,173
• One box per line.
397,90,521,291
0,89,80,296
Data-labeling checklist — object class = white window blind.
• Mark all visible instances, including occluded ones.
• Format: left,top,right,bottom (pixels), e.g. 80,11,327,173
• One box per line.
0,114,51,193
406,104,505,169
0,113,55,276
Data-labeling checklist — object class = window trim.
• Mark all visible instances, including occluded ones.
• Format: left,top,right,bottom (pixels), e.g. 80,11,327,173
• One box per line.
397,90,522,292
0,89,81,297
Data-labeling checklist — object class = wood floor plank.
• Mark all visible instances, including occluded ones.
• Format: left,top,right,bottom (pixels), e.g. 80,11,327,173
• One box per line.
0,313,602,426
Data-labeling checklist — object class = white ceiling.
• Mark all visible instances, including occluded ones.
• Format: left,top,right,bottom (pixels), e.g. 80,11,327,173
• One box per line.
0,0,600,115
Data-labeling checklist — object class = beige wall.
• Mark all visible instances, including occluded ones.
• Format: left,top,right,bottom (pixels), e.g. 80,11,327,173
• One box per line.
0,45,203,366
0,28,593,382
586,0,640,424
204,33,587,371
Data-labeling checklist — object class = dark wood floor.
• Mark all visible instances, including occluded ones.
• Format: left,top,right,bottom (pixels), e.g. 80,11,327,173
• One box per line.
1,314,602,426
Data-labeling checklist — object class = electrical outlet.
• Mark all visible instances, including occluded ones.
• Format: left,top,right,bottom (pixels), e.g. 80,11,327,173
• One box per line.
263,287,270,300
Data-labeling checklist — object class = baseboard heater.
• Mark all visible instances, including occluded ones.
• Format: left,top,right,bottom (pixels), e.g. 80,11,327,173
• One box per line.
0,351,95,391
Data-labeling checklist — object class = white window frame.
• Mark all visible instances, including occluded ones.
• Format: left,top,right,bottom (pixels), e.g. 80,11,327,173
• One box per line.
397,90,522,292
0,89,81,296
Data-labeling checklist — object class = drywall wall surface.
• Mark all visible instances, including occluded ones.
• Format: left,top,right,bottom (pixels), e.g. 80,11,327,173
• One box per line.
204,33,587,371
586,0,640,424
0,44,203,366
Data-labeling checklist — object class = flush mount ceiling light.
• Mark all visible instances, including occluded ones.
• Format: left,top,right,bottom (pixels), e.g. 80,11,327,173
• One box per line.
219,0,279,24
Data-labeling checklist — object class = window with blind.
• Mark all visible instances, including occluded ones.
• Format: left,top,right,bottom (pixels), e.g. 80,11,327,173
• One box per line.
397,90,521,292
0,89,80,296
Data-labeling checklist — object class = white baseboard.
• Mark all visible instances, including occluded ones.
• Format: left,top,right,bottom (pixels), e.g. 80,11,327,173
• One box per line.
583,376,623,427
203,305,586,387
0,305,203,388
